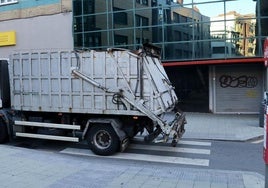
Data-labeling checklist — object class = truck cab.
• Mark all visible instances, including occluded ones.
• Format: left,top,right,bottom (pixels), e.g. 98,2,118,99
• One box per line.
0,59,10,143
0,59,11,109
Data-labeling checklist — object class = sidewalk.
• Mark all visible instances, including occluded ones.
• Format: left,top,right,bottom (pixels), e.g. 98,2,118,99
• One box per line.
0,113,265,188
184,112,263,141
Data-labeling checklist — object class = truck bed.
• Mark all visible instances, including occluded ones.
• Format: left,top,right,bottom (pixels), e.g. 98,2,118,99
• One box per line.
10,48,177,116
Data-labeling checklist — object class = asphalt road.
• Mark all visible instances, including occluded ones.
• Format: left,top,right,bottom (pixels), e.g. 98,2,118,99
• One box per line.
6,136,265,176
210,140,264,176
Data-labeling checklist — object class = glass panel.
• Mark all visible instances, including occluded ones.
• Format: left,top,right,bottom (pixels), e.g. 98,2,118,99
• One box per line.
113,9,133,29
164,41,193,60
226,0,256,15
151,25,163,43
196,41,211,59
136,0,148,6
188,0,222,3
194,1,224,18
73,0,82,16
256,0,268,56
83,0,95,15
114,34,128,45
72,0,266,60
74,33,83,49
113,29,134,48
73,17,83,32
135,8,151,29
84,32,102,48
73,0,95,16
89,14,107,31
135,28,151,45
83,15,95,32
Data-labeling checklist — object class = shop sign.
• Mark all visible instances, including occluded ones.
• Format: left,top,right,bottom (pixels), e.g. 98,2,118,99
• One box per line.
0,31,16,47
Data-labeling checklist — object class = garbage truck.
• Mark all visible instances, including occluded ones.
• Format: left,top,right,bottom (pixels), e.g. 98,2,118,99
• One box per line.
0,44,186,155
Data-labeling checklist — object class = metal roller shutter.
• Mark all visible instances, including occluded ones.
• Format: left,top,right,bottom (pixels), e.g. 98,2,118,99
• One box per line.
214,64,263,113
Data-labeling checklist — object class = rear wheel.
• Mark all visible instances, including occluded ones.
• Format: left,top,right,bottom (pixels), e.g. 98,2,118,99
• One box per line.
87,124,119,156
0,118,8,143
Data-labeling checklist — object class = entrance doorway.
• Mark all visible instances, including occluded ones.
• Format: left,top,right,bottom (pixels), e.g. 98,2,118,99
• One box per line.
165,65,209,112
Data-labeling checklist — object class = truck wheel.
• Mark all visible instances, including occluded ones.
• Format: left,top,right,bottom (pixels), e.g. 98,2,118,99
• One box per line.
87,124,119,156
0,118,8,143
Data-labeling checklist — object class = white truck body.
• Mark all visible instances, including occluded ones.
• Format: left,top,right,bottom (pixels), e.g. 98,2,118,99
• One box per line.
0,45,186,155
10,49,177,116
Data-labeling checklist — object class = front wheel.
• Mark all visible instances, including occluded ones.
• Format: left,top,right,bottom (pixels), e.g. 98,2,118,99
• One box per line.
87,124,119,156
0,118,8,143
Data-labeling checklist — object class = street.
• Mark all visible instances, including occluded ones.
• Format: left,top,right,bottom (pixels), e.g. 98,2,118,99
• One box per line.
8,135,265,176
210,139,264,176
0,113,264,187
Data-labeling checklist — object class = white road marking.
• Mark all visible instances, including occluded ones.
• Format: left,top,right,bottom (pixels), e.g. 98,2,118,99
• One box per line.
129,144,211,155
133,136,212,146
60,147,210,167
251,139,264,144
179,140,212,146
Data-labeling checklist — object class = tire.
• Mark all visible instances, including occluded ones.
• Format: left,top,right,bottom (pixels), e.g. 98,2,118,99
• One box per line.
0,118,8,143
87,124,120,156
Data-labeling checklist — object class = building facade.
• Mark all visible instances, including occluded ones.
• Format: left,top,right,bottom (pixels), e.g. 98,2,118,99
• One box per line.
210,11,256,58
0,0,267,114
0,0,73,57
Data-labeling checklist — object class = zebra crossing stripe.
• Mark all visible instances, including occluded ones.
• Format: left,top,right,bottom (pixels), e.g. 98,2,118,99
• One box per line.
133,136,211,147
179,140,211,146
60,147,210,167
251,139,263,144
129,144,211,155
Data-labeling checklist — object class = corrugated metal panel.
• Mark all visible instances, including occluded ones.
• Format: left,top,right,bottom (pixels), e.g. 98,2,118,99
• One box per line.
9,49,177,115
214,65,263,113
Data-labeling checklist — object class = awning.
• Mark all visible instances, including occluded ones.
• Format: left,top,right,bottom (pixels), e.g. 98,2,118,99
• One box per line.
163,57,266,67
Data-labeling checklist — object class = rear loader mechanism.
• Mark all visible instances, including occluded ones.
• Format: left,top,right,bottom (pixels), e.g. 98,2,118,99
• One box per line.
71,45,186,146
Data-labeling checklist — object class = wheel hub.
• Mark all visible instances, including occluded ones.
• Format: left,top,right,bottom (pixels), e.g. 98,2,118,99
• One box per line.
94,130,112,149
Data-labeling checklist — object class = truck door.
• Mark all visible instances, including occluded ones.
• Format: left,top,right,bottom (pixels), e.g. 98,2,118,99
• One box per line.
0,60,11,108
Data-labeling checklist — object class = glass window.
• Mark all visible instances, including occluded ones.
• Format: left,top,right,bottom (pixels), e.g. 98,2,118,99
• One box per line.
84,32,101,47
136,15,149,29
73,17,83,32
213,46,225,54
73,0,82,16
72,0,264,61
74,33,83,48
114,35,128,46
83,0,94,15
136,0,148,6
73,0,95,16
113,8,128,25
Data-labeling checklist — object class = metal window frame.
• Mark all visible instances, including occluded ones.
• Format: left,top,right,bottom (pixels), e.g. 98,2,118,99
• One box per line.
72,0,263,61
0,0,18,6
